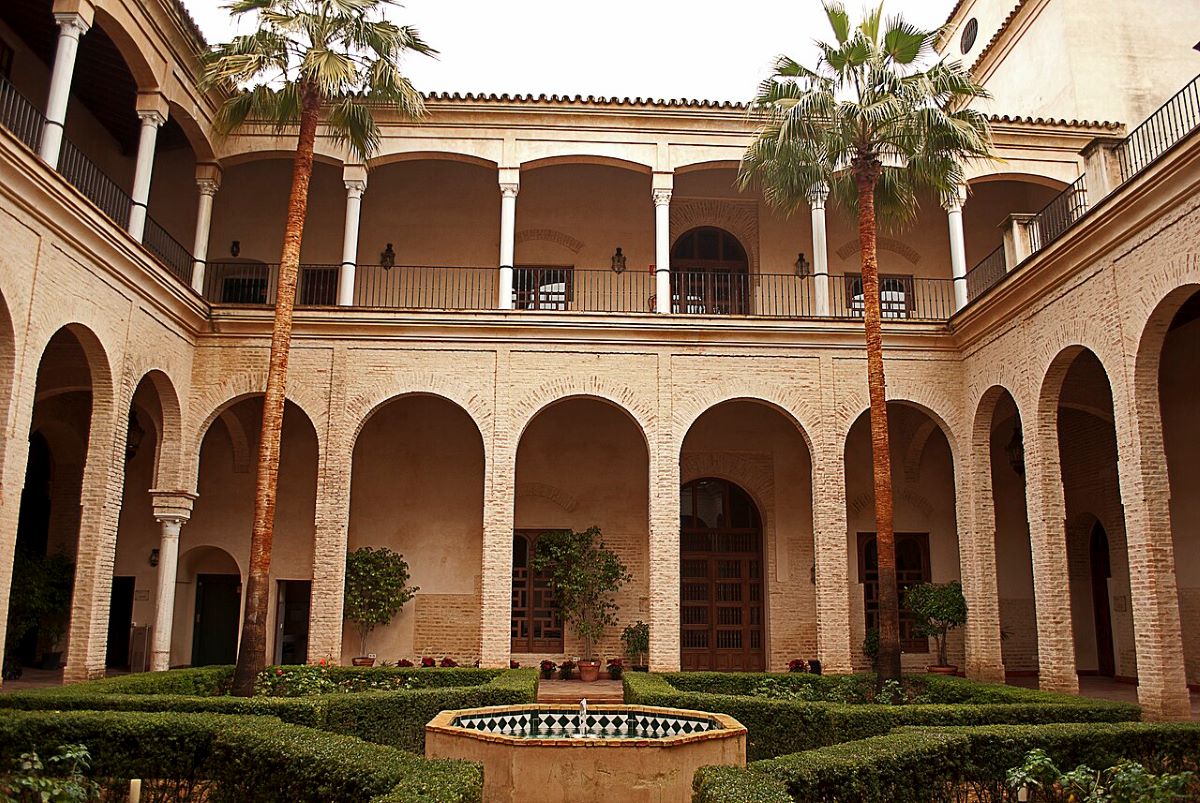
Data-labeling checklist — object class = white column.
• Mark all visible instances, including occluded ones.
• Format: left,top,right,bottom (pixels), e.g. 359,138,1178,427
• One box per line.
653,188,672,313
190,177,219,293
498,177,518,310
128,110,166,241
338,178,367,306
150,517,183,671
39,13,90,168
944,185,968,311
808,183,831,316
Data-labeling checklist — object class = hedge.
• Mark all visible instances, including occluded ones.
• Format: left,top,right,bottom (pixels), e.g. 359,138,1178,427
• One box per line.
625,673,1140,760
693,721,1200,803
0,669,539,753
0,710,482,802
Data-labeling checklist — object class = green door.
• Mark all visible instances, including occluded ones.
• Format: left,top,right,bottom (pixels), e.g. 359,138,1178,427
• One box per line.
191,574,240,666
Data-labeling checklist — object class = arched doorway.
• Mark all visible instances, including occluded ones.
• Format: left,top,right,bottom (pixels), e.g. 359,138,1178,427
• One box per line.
679,477,764,671
670,227,750,315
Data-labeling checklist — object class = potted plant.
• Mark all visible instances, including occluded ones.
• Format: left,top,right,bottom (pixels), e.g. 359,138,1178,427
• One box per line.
606,657,623,680
620,620,649,671
343,547,417,667
5,551,74,671
559,658,575,680
540,659,557,680
533,527,632,682
904,581,968,674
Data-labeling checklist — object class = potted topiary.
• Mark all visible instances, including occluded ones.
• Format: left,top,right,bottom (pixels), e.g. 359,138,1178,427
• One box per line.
904,581,968,674
5,551,74,671
533,527,631,682
620,620,649,672
343,547,418,667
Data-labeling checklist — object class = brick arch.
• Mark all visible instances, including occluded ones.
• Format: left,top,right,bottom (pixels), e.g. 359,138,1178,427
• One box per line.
834,393,963,463
91,4,162,91
190,369,327,451
509,379,654,449
128,368,185,491
669,200,759,273
1120,254,1200,355
28,323,116,409
680,452,775,530
345,375,493,447
0,287,16,480
514,482,580,513
971,384,1025,462
673,392,818,456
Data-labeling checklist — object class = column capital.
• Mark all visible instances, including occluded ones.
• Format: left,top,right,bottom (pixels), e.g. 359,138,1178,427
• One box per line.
806,182,830,208
344,179,367,196
137,109,167,128
499,182,520,198
53,12,91,38
941,183,968,212
652,188,672,207
196,177,220,196
150,489,196,523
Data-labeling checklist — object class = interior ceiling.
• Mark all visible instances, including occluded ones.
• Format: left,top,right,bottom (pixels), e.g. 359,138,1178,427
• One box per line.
2,0,189,155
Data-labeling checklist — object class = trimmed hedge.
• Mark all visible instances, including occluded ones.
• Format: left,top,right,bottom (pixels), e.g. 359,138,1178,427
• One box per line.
0,710,482,802
0,669,539,753
625,672,1140,760
694,721,1200,803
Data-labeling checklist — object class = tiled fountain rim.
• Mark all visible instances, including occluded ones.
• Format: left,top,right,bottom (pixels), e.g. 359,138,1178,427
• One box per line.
426,704,747,748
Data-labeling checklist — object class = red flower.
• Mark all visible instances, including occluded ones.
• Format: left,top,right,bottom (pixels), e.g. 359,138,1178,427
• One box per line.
275,668,284,676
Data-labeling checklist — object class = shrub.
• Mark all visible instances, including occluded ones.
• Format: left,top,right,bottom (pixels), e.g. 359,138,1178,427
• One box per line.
532,527,631,661
344,547,418,658
904,581,968,667
0,743,100,803
621,620,650,667
1007,748,1197,803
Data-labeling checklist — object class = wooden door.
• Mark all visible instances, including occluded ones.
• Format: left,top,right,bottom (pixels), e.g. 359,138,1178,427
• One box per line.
680,478,764,671
510,531,564,653
192,574,240,667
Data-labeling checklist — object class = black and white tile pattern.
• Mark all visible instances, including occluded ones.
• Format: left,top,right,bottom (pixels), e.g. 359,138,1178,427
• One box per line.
450,709,719,739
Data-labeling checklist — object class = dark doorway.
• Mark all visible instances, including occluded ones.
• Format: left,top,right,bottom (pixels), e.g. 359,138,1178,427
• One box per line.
105,576,135,668
510,531,564,653
191,574,240,666
670,227,750,315
679,478,764,671
858,532,932,653
1089,522,1115,677
274,580,311,665
10,432,53,665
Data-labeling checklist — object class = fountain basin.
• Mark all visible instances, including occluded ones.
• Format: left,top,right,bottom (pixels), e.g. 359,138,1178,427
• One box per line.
425,704,746,802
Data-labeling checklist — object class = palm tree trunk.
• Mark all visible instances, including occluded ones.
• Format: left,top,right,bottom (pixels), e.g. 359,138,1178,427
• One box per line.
231,83,322,697
855,161,902,682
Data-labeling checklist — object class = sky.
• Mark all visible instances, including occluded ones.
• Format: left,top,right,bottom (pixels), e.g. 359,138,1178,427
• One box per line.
184,0,958,103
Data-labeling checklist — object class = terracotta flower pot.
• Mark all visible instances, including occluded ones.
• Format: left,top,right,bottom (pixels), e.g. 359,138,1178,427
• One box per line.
926,664,957,675
352,656,375,667
578,660,601,682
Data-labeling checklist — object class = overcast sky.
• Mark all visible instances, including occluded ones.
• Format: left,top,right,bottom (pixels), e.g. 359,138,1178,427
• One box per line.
184,0,958,103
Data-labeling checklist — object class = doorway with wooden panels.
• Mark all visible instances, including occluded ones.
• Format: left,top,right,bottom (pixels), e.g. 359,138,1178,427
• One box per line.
679,478,765,671
511,531,564,653
670,227,751,315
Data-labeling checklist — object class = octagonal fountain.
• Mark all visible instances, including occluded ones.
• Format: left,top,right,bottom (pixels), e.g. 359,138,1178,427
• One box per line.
425,702,746,802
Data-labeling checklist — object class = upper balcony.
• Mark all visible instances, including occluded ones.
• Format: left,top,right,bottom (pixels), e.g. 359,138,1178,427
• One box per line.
1,0,1195,331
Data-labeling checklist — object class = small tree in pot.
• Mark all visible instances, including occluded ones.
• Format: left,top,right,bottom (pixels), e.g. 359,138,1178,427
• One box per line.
533,527,630,682
621,620,649,671
904,581,967,673
343,547,418,666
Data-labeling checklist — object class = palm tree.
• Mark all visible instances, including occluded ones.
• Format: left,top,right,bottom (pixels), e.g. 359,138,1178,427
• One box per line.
201,0,434,696
740,2,992,680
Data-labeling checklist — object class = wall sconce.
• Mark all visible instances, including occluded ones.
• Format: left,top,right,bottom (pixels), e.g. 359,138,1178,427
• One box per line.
149,548,160,568
125,410,145,460
380,243,395,268
610,247,627,274
230,240,241,258
1006,426,1025,476
795,252,810,275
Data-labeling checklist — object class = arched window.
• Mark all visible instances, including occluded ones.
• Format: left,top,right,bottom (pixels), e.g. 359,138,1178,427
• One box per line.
857,532,931,652
679,478,764,671
670,227,750,315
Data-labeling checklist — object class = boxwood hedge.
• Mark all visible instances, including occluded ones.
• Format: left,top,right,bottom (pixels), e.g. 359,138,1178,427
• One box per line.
625,672,1140,760
0,710,482,802
0,668,538,753
693,721,1200,803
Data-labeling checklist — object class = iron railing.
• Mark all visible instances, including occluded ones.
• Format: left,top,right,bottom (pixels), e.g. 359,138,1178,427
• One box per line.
0,76,44,151
512,267,654,313
829,274,957,322
356,264,495,310
667,271,820,317
965,246,1007,302
1028,174,1088,252
1117,74,1200,181
143,217,195,285
204,262,345,306
57,138,132,229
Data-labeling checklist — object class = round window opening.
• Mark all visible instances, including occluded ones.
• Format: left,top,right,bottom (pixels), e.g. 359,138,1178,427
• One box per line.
960,18,979,54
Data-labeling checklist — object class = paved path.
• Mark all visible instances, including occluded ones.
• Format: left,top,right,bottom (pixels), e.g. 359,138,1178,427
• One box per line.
536,678,624,704
1007,675,1200,719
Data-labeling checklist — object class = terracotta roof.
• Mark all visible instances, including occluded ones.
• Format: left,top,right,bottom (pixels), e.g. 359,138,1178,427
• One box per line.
169,0,208,50
969,1,1029,74
420,91,748,110
988,114,1123,131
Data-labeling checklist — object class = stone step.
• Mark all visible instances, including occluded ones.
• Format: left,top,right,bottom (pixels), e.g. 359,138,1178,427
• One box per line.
536,679,624,704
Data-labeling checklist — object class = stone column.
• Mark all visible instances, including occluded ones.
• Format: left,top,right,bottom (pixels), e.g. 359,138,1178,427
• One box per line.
1080,136,1127,204
1021,414,1079,693
811,435,853,673
653,181,672,314
944,185,968,311
808,183,831,316
959,444,1006,682
127,107,166,241
190,166,220,293
39,12,90,168
338,167,367,306
497,169,519,310
148,491,196,671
